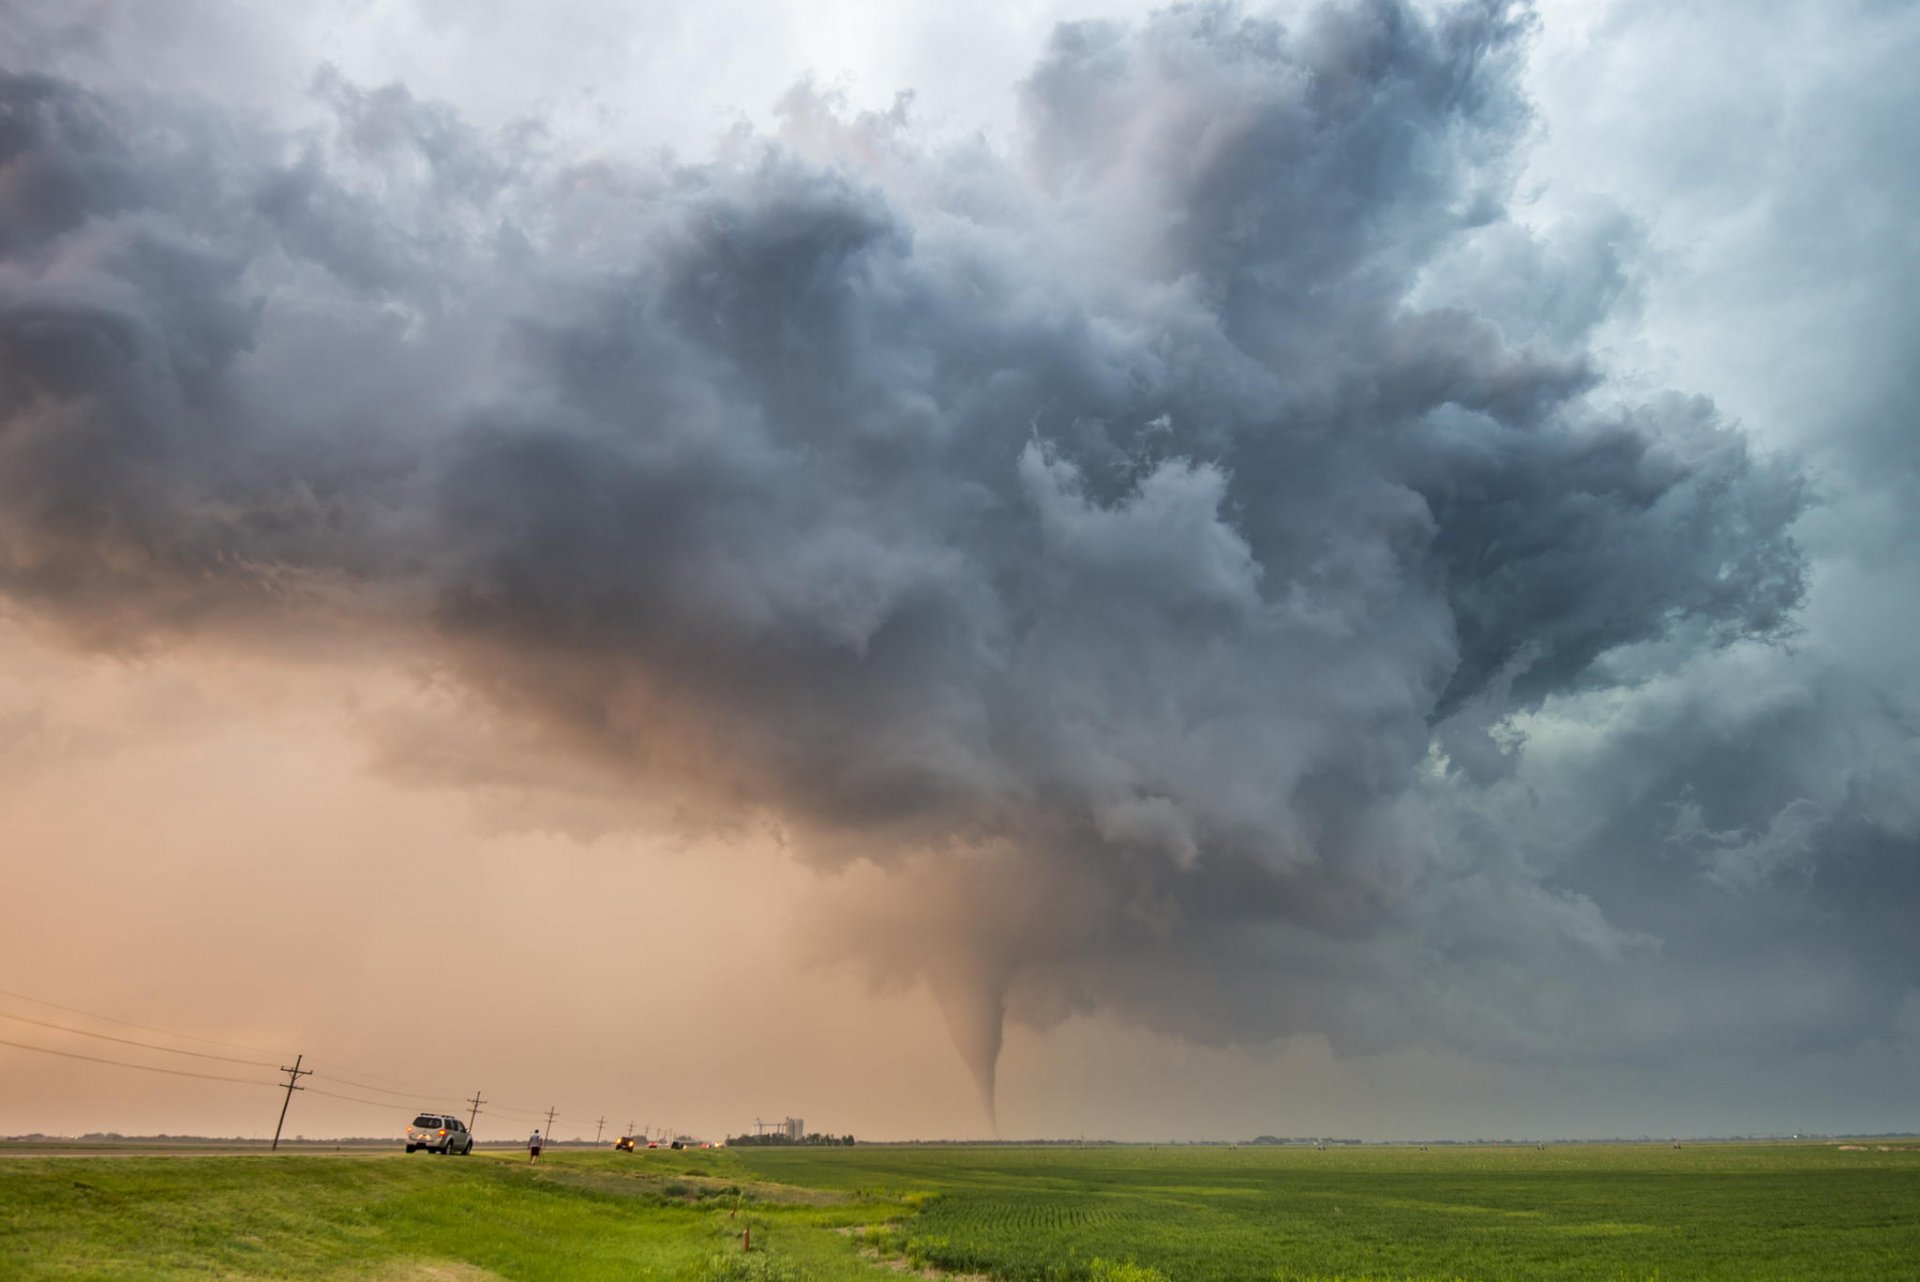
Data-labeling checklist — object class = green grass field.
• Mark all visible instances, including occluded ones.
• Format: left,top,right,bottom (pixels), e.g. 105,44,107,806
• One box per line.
735,1143,1920,1281
3,1142,1915,1281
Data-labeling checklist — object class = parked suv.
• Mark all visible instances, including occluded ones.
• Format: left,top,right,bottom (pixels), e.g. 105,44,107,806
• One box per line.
405,1113,474,1155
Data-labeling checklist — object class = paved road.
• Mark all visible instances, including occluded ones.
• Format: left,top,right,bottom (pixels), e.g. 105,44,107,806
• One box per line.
0,1144,527,1158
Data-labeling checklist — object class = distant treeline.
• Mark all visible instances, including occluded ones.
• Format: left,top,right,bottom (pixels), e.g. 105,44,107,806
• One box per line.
5,1133,612,1147
15,1130,1914,1148
18,1134,397,1145
861,1138,1127,1147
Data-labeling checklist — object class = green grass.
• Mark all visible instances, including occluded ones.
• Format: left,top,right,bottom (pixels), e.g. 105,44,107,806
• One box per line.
2,1142,1915,1281
732,1142,1920,1282
0,1147,897,1281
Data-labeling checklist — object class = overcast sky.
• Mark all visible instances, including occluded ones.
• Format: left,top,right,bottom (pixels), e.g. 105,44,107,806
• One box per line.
2,0,1916,1144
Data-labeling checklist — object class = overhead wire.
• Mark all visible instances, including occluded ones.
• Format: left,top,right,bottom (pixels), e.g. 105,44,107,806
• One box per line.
305,1087,584,1139
306,1067,552,1119
301,1059,565,1120
308,1072,449,1103
0,1010,283,1068
0,1036,277,1086
289,1058,571,1123
304,1088,611,1147
306,1086,446,1112
300,1061,559,1117
0,986,285,1057
304,1085,592,1141
293,1059,591,1128
299,1059,473,1098
0,984,642,1139
302,1076,544,1123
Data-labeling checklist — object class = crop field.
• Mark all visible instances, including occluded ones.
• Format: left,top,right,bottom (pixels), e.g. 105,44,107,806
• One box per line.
3,1141,1916,1281
736,1142,1920,1281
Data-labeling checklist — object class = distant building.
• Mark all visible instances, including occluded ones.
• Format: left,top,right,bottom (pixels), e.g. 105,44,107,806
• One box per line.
784,1117,804,1141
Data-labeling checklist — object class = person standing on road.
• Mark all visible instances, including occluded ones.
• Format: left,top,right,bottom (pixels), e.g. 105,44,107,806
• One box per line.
529,1129,543,1165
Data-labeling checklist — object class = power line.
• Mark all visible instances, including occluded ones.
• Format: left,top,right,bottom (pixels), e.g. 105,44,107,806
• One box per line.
303,1061,547,1116
308,1069,547,1119
0,989,636,1138
307,1085,442,1111
302,1088,631,1143
308,1073,448,1103
283,1066,557,1124
301,1060,473,1099
0,1010,281,1068
302,1068,582,1126
0,987,283,1057
0,1036,275,1086
302,1086,549,1130
301,1058,563,1112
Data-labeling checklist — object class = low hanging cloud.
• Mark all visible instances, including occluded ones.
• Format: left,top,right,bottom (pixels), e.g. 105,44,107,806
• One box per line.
0,0,1817,1120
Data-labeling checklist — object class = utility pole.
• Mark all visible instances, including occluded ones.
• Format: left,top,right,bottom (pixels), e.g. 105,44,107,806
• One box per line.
544,1105,558,1143
271,1054,311,1152
594,1117,606,1146
625,1121,635,1143
466,1091,486,1134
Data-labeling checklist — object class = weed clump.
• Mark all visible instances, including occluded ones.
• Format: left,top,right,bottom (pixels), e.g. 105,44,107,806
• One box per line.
703,1250,809,1281
1089,1261,1170,1282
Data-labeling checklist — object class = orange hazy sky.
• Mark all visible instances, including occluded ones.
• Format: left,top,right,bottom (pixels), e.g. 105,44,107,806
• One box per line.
0,618,1325,1143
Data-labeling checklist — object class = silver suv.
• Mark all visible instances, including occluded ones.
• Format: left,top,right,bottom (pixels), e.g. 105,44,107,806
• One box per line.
405,1113,474,1155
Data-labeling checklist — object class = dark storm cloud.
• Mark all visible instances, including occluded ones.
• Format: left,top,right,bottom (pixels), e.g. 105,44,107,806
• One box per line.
1450,0,1920,1083
0,1,1836,1117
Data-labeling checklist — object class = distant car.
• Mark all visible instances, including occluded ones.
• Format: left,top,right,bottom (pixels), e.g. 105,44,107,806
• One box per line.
405,1113,474,1155
614,1136,638,1152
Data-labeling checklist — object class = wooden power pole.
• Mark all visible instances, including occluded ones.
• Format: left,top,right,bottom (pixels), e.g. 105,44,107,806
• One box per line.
466,1091,486,1134
271,1054,311,1152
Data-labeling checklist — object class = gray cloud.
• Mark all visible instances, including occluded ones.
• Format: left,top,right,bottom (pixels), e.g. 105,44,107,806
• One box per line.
3,0,1878,1124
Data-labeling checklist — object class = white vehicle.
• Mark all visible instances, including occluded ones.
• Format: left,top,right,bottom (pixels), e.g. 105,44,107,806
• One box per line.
405,1113,474,1155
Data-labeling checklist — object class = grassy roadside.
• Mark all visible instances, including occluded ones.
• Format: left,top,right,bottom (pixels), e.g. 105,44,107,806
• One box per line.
0,1147,904,1281
6,1142,1917,1281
